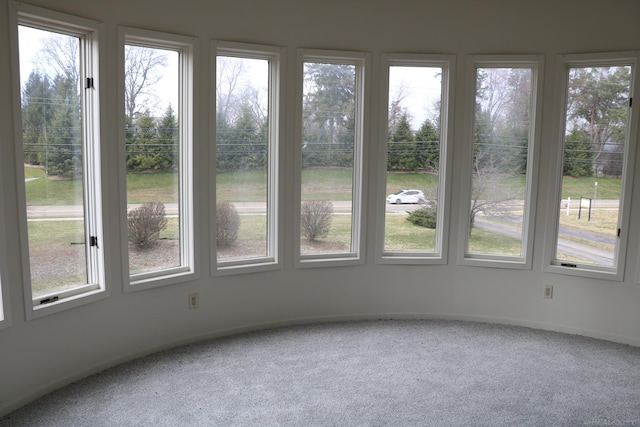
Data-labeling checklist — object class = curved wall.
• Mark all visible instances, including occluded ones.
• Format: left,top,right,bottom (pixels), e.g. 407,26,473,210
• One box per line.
1,0,640,416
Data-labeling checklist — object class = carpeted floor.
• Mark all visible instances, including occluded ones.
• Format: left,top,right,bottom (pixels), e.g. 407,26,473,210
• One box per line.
2,320,640,426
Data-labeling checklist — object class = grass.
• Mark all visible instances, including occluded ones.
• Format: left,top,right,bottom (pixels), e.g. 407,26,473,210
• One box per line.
560,176,620,200
384,214,436,251
468,228,522,256
558,207,619,235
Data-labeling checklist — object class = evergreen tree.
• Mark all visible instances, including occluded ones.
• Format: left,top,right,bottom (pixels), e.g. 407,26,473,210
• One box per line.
415,118,440,172
126,110,157,171
388,113,418,171
45,74,81,177
563,127,593,177
156,105,179,170
231,103,265,169
215,110,234,170
21,71,52,165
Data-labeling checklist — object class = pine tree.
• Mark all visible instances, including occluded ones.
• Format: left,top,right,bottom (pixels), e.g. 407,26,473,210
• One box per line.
21,72,52,165
45,74,81,178
563,127,593,177
414,118,440,172
156,105,179,170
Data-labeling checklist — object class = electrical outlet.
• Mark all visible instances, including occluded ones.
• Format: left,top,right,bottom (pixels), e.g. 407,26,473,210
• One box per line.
188,293,199,309
544,285,553,299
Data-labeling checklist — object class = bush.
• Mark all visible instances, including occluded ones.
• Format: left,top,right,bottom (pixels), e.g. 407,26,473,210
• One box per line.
301,200,333,241
406,207,437,229
217,202,240,247
128,202,168,249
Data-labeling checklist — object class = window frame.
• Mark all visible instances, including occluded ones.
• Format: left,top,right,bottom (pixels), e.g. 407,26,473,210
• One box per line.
294,49,370,268
0,184,9,330
9,2,108,318
457,54,544,270
376,53,456,264
544,51,639,281
211,40,285,276
118,27,198,291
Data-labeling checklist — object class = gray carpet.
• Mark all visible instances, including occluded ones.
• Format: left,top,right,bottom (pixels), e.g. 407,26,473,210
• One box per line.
2,320,640,426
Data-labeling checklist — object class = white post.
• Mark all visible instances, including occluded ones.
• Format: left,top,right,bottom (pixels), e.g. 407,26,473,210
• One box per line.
594,182,597,208
566,197,570,216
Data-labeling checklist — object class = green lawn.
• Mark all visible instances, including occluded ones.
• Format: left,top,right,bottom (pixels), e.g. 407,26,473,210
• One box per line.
560,176,620,200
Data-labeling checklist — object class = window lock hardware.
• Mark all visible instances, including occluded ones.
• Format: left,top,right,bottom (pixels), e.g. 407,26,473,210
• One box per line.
560,262,577,268
617,228,621,238
39,296,59,305
90,236,99,248
86,77,94,89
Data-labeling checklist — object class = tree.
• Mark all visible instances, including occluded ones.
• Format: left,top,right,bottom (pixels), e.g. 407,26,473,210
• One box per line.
124,45,168,121
468,160,522,236
414,118,440,172
388,113,419,171
155,105,179,170
33,32,79,89
302,63,356,167
43,74,81,178
563,127,593,177
468,68,531,235
216,56,247,122
126,110,157,172
21,72,52,165
567,66,630,176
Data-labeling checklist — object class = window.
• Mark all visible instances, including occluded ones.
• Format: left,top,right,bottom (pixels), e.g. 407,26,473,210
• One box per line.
377,54,455,263
12,3,106,315
213,42,283,274
120,28,196,289
296,49,369,266
459,56,543,268
547,53,639,279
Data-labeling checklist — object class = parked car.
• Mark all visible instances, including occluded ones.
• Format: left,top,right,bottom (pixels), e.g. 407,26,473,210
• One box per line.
386,189,426,204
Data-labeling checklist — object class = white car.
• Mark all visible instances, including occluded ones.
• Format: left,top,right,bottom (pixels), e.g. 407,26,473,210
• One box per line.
387,189,426,204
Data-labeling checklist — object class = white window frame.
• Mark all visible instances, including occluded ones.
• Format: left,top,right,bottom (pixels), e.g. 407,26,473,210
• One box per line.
0,185,9,329
294,49,370,268
457,55,544,270
118,27,198,291
376,53,455,264
9,2,108,318
544,52,639,281
211,41,284,276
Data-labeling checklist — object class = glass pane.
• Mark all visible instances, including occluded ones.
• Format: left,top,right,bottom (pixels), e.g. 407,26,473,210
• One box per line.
216,56,270,262
19,26,87,298
384,65,442,253
301,62,357,255
555,65,631,268
124,45,181,275
468,67,533,257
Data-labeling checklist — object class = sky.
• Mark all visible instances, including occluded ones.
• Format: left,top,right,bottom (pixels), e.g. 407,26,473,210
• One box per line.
389,66,442,129
18,25,443,129
18,25,179,116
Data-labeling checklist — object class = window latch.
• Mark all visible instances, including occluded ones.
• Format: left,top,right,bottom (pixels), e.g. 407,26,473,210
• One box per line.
90,236,99,248
86,77,94,89
39,296,59,305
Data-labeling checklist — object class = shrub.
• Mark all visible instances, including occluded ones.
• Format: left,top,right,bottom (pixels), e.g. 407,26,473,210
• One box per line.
217,202,240,247
406,207,437,229
128,201,168,249
301,200,333,241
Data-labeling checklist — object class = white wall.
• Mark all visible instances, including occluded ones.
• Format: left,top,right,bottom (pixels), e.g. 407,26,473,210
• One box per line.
2,0,640,416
